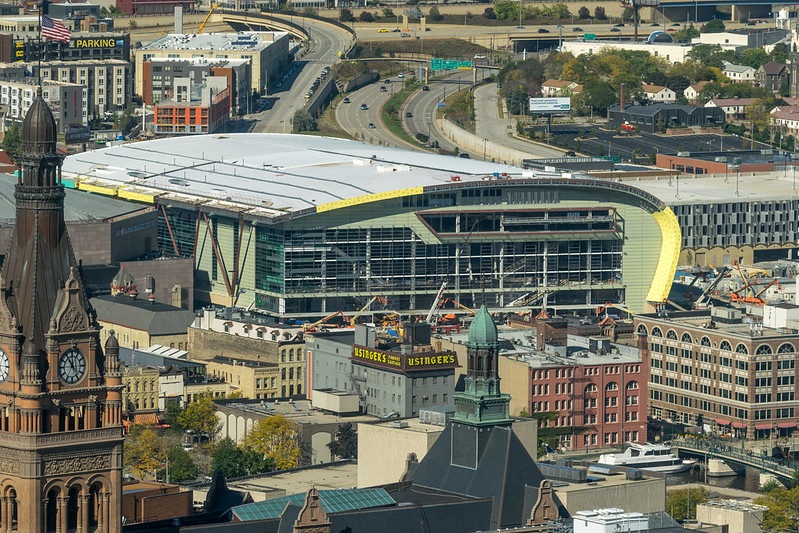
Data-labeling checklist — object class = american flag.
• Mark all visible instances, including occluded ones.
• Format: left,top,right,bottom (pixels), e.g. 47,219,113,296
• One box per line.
41,15,70,42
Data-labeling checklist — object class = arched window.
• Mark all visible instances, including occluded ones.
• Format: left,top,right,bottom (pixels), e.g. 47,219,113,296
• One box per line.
778,343,795,354
651,327,663,337
637,324,648,336
289,349,295,362
606,382,618,391
585,383,598,394
666,330,678,340
736,344,749,354
700,336,711,347
681,333,693,343
627,381,639,390
281,349,287,363
756,344,773,355
719,340,732,351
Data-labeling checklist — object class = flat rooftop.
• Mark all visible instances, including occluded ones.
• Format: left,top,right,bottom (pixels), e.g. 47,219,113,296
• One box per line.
219,399,378,426
141,32,286,51
229,462,358,497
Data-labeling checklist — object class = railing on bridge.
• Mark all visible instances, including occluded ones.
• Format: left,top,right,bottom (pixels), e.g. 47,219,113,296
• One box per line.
672,438,797,480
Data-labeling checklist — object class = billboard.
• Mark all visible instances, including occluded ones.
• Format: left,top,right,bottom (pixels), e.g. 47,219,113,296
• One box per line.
529,97,571,113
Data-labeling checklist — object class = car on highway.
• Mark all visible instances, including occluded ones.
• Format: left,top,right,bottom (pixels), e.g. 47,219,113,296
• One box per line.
380,86,387,92
401,33,411,37
474,54,486,59
361,104,368,110
343,97,350,103
671,22,680,26
650,22,660,26
406,112,413,118
391,28,400,32
384,79,391,84
538,28,550,33
610,27,621,32
564,151,576,157
422,85,430,91
368,123,375,129
398,73,404,78
458,152,471,158
614,22,624,27
377,28,390,33
572,27,583,31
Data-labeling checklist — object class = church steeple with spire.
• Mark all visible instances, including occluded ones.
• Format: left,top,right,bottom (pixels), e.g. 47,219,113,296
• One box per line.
0,88,123,533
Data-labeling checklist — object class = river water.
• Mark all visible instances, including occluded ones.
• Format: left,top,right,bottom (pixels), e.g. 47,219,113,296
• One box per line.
666,465,773,493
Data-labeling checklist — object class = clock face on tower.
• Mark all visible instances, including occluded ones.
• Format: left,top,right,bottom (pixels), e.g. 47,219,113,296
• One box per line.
0,350,8,382
58,348,86,384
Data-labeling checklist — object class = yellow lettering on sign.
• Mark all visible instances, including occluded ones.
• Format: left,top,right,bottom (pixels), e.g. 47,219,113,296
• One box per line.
73,38,116,48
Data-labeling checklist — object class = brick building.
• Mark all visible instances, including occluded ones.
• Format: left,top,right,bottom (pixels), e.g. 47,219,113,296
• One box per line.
637,304,799,440
153,77,230,135
116,0,193,15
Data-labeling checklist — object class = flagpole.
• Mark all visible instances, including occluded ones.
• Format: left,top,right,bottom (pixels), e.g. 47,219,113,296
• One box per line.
37,1,42,87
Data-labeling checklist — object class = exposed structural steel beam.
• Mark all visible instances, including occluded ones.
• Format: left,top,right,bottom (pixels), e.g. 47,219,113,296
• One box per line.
202,212,233,298
192,209,202,267
160,204,181,257
231,213,246,303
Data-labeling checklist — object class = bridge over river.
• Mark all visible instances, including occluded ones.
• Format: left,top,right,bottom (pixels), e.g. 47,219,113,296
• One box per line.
673,438,796,482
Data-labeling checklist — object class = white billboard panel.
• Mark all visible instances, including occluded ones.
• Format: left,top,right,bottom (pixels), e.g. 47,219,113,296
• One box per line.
529,97,571,113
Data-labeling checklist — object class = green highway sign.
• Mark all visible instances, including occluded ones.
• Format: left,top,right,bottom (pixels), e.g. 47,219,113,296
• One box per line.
584,33,596,40
430,58,473,71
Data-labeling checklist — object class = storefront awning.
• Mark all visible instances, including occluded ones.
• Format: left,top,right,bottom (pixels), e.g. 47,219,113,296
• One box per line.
731,421,746,429
754,423,772,430
715,418,731,426
777,422,797,429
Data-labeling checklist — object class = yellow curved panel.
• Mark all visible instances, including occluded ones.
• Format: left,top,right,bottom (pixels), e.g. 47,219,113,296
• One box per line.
316,187,424,213
119,189,157,204
647,207,681,303
77,182,118,197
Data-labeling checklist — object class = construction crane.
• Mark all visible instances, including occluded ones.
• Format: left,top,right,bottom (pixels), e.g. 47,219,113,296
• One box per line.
595,302,635,318
693,267,729,308
730,278,781,306
350,295,387,326
425,282,448,324
198,3,219,34
302,311,344,332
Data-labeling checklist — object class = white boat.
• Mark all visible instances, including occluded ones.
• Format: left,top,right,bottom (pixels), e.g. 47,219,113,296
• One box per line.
595,442,696,473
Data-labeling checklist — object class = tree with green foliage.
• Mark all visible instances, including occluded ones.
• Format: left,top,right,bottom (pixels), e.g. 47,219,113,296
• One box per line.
755,486,799,532
770,43,789,65
212,438,247,478
427,5,443,21
293,110,317,132
163,402,184,430
621,7,634,21
493,0,518,20
359,11,373,22
2,124,21,163
244,415,300,470
700,18,725,33
740,47,770,69
339,8,354,21
328,423,358,459
482,7,496,19
382,7,394,18
686,44,725,69
594,6,606,20
577,6,590,19
303,6,317,16
177,395,219,439
666,487,710,522
673,24,700,42
161,445,199,483
124,426,167,479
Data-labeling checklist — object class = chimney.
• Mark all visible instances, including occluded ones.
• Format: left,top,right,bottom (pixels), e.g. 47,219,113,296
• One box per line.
620,83,626,112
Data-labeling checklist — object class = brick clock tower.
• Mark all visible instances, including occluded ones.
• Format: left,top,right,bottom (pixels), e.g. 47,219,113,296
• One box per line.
0,88,123,533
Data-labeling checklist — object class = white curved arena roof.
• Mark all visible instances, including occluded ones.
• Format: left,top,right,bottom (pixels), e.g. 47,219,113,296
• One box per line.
61,133,534,218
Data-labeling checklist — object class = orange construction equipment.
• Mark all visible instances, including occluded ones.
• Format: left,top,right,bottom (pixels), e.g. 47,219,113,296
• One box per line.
730,278,781,306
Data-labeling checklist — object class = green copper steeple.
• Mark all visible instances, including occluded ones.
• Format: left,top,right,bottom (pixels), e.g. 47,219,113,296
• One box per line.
453,305,512,427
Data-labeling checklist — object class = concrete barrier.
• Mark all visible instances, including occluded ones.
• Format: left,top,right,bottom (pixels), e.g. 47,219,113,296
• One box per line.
438,116,533,166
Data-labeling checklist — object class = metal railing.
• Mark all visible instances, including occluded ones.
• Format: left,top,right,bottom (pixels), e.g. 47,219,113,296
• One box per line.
672,438,797,480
